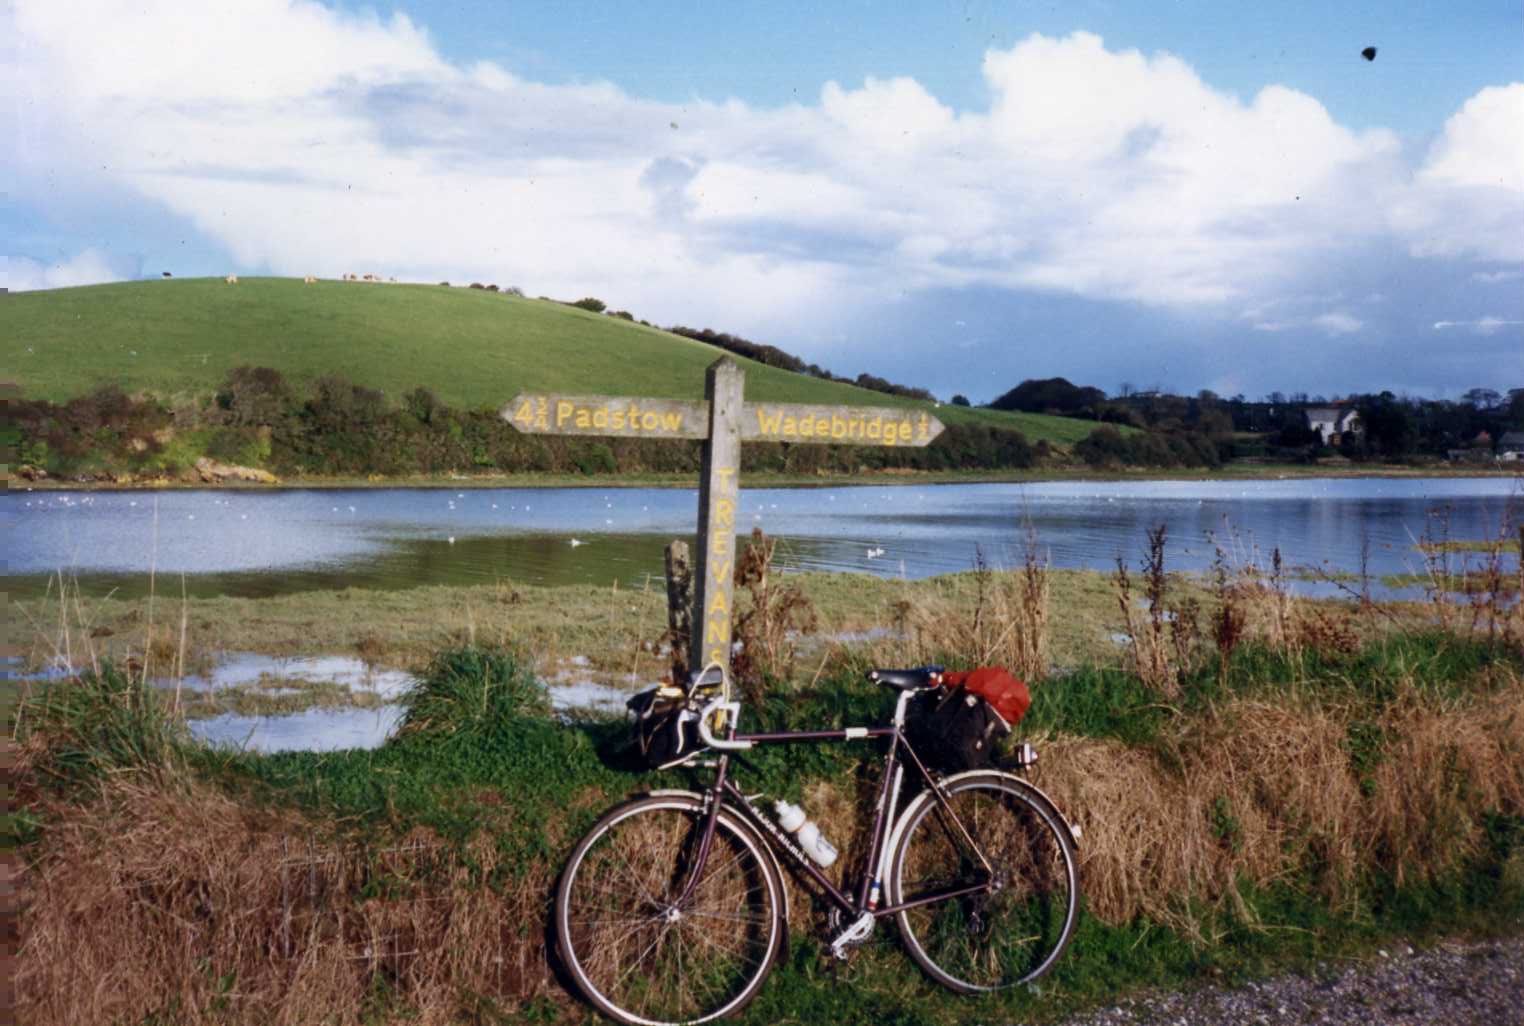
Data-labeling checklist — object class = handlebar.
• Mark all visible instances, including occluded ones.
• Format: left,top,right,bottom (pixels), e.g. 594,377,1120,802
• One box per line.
695,695,754,750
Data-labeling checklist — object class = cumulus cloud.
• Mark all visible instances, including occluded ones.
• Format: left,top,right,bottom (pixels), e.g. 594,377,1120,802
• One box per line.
4,249,138,292
5,1,1521,362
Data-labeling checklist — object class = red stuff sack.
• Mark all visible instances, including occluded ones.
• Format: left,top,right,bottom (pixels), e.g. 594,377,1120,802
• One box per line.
942,667,1031,728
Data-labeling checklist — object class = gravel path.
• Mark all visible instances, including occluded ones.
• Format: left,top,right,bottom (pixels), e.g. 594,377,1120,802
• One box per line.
1053,936,1524,1026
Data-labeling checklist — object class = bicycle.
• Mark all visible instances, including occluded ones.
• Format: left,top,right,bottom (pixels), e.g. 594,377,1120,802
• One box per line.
554,665,1081,1025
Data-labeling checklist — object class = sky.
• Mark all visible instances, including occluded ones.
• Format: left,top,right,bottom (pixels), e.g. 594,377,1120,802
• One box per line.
5,0,1521,402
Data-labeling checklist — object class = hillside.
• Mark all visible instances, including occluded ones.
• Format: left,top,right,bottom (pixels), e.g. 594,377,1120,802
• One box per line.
2,277,1097,446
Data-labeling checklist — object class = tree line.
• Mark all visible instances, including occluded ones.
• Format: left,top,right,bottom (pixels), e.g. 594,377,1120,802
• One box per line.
992,376,1524,465
10,368,1044,482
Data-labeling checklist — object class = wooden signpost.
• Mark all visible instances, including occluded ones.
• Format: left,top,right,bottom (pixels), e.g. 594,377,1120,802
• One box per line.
503,356,945,682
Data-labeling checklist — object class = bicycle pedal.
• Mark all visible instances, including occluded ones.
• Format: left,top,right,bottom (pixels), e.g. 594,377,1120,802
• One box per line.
828,911,875,960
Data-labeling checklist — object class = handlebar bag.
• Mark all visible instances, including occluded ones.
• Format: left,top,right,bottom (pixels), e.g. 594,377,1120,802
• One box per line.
627,685,702,769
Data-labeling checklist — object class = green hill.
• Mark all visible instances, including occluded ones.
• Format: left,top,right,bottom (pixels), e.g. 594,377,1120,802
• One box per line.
2,277,1096,445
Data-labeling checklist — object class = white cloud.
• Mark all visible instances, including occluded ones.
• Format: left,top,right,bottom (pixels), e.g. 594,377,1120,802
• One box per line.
1433,318,1524,335
6,3,1521,352
4,249,135,292
1312,313,1362,336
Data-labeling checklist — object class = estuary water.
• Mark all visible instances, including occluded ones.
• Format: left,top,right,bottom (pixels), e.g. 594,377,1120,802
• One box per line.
5,477,1520,600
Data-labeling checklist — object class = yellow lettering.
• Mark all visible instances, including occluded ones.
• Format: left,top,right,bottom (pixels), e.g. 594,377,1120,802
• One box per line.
642,411,659,430
756,407,782,434
612,409,626,431
707,645,726,665
575,408,591,429
514,399,534,427
556,400,574,427
899,421,913,443
832,415,847,439
866,415,882,440
708,588,728,614
815,416,830,436
793,416,807,437
918,413,930,440
712,530,731,557
706,619,729,645
716,467,736,493
592,407,609,429
716,498,735,527
849,417,863,439
661,411,683,433
711,558,731,581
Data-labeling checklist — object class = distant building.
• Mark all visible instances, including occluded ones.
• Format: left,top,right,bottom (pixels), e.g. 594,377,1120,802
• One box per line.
1304,406,1362,445
1498,431,1524,462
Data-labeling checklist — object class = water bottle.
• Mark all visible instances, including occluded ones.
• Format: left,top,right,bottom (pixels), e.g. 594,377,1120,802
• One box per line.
773,800,838,868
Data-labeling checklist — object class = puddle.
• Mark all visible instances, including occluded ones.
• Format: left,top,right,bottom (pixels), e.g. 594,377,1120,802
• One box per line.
822,627,899,644
11,648,645,749
189,705,407,753
549,679,639,716
171,653,415,698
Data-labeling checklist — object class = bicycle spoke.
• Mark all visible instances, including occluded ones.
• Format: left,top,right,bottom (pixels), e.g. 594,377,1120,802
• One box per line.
894,778,1078,993
559,800,780,1025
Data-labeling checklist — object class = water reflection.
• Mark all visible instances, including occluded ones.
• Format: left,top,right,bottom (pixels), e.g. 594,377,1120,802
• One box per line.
6,478,1518,600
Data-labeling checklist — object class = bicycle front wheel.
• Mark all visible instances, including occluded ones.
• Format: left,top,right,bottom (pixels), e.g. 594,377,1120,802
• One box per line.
889,773,1079,992
555,793,785,1026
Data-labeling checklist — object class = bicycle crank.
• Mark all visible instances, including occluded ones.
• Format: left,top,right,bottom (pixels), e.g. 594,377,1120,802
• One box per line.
828,911,875,960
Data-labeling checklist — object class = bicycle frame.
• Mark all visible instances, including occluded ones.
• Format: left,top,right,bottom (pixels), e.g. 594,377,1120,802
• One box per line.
675,687,994,924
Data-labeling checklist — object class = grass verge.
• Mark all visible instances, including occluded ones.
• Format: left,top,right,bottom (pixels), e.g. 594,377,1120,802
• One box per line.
11,626,1523,1025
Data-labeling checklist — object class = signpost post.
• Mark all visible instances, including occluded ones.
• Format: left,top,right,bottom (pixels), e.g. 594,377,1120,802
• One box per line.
504,355,945,682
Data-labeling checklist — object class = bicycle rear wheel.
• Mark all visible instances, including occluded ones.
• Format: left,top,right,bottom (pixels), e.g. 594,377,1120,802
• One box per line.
889,773,1078,992
555,793,784,1026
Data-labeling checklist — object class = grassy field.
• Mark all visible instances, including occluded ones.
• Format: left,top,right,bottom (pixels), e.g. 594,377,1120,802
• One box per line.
3,277,1100,445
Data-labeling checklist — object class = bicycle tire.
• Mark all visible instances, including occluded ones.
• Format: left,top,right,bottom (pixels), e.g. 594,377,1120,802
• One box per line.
555,793,785,1026
888,772,1079,993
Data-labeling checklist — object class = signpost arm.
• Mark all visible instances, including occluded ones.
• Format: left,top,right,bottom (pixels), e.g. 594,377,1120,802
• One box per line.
690,358,744,683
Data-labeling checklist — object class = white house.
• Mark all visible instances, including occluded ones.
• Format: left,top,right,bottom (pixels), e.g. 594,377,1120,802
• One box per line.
1498,431,1524,462
1304,407,1361,445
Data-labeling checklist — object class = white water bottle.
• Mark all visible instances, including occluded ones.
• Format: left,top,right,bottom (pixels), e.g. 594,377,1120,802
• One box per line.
773,800,839,868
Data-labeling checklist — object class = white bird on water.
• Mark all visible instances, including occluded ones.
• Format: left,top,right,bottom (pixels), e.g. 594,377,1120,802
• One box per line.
569,538,584,547
447,536,456,545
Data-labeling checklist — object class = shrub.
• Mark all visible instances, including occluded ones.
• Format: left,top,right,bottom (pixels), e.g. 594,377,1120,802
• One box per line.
571,297,606,313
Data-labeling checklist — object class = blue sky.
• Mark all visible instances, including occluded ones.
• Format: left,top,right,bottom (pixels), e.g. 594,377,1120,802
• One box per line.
6,1,1521,401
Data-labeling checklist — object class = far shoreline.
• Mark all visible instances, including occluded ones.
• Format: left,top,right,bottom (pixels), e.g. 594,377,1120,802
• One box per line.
13,462,1523,493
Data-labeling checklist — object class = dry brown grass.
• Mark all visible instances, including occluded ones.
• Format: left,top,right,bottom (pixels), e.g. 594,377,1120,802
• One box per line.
1364,686,1524,887
16,781,562,1026
14,667,1523,1023
1027,675,1524,936
878,541,1052,682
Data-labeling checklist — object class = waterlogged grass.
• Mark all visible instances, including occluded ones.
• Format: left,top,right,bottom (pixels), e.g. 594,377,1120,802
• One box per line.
4,568,1131,686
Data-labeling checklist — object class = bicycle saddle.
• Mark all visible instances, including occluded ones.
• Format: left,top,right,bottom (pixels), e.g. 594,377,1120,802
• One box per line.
868,666,943,690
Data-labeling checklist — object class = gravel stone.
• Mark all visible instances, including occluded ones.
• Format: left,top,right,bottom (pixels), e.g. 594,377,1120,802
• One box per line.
1051,936,1524,1026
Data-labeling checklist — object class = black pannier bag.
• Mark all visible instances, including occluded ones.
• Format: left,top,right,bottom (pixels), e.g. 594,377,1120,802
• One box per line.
627,684,703,769
905,684,1011,773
